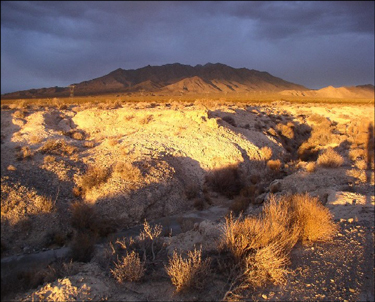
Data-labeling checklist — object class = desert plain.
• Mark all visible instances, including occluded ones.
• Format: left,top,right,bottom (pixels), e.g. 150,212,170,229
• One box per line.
1,95,374,301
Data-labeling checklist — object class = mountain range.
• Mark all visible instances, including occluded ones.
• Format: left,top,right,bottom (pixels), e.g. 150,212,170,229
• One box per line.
1,63,373,99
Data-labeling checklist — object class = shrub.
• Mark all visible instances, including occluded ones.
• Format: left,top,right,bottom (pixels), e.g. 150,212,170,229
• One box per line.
35,196,55,213
139,114,153,125
349,148,365,161
107,138,119,146
317,147,344,168
193,198,205,211
70,231,96,262
249,242,290,286
355,160,367,170
230,195,250,216
13,110,26,119
184,184,200,200
267,159,282,171
80,166,111,192
43,155,56,164
65,130,85,141
29,135,43,144
260,146,272,161
165,248,211,292
221,193,336,300
70,202,98,232
276,123,294,139
305,162,316,173
205,165,244,198
83,141,95,148
40,139,78,156
139,219,163,261
111,251,145,282
113,162,141,181
16,146,33,161
290,193,337,243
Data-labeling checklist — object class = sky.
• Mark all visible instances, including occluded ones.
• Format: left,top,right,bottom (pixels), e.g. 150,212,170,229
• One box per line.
1,1,374,94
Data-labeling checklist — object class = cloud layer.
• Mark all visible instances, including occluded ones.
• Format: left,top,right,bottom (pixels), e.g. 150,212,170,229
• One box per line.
1,1,374,93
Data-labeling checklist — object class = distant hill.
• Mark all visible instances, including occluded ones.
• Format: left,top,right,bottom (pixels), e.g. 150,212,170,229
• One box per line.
280,84,374,99
1,63,308,99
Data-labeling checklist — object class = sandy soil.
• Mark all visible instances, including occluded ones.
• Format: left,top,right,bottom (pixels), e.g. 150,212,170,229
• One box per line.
1,100,374,301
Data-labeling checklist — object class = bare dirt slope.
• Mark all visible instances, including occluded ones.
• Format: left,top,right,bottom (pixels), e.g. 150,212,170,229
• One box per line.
1,99,374,301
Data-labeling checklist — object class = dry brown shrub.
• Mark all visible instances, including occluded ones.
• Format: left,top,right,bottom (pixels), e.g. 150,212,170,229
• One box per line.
43,155,56,164
221,193,336,300
276,123,294,139
70,202,98,232
98,100,122,110
40,139,78,156
308,114,331,126
113,162,142,184
230,242,290,295
349,148,365,161
35,196,55,213
125,114,135,121
139,114,153,125
70,231,96,262
83,141,95,148
71,131,85,140
138,219,164,261
346,120,371,147
111,251,145,282
29,135,43,144
107,138,119,146
205,165,244,198
239,185,257,197
184,183,200,200
13,110,26,119
165,248,211,292
317,147,344,168
260,146,272,161
267,159,282,171
80,166,110,192
193,198,205,211
346,168,367,183
230,195,251,216
355,159,368,170
249,174,260,184
305,162,316,172
16,146,33,161
290,193,337,243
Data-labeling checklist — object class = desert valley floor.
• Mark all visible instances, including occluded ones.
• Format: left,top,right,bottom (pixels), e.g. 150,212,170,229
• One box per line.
1,99,374,301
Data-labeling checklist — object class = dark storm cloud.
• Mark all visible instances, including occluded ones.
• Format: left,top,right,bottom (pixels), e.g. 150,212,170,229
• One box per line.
226,1,374,39
1,1,374,93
